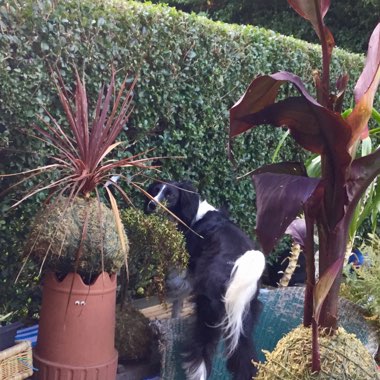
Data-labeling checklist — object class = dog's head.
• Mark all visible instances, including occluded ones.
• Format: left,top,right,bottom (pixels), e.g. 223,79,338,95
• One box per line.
145,180,200,226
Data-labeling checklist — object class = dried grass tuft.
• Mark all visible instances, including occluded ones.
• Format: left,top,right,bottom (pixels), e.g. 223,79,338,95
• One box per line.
255,325,379,380
25,196,128,278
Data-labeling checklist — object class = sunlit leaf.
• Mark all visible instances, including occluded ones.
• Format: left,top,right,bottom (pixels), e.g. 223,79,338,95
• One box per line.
347,23,380,142
288,0,330,26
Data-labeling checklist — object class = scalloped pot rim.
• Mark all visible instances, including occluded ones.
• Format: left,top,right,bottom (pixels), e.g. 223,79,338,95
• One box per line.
43,271,117,295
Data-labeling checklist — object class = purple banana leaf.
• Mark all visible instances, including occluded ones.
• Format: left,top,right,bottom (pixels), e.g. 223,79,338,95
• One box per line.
285,218,307,247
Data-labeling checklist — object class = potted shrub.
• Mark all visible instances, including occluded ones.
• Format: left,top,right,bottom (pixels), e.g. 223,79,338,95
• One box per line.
2,67,156,379
229,0,380,378
121,207,188,302
115,208,188,367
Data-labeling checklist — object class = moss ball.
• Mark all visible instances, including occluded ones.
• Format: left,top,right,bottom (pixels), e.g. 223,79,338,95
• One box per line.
115,304,153,362
256,325,379,380
26,196,128,278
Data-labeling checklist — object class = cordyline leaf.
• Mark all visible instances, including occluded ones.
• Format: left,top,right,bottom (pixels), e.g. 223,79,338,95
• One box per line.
29,68,139,199
0,164,60,178
89,72,116,166
285,218,307,247
89,74,137,171
10,176,76,209
54,71,84,158
347,23,380,142
36,110,77,156
105,187,128,268
74,68,89,162
95,141,123,167
313,256,344,323
252,171,320,254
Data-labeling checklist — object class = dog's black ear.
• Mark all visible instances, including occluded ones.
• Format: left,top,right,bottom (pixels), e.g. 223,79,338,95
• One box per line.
177,181,200,225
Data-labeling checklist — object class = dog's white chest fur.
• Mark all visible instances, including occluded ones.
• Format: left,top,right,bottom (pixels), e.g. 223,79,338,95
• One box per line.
194,200,216,223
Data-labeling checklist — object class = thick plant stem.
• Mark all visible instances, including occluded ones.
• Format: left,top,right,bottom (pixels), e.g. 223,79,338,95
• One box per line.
318,275,341,331
311,319,321,372
317,224,349,332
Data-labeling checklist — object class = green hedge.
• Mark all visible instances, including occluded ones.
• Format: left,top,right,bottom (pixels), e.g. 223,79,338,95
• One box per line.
0,0,373,315
151,0,380,54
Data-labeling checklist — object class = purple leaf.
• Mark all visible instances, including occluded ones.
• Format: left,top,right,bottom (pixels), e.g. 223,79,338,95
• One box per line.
230,72,316,138
288,0,331,40
285,218,307,247
230,72,353,228
288,0,330,23
252,172,320,254
230,72,351,153
252,161,307,176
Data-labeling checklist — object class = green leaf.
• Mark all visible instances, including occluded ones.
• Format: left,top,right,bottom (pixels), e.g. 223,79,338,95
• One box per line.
40,42,49,51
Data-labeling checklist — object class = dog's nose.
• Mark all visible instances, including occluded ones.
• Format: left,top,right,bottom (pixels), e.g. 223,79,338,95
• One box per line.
146,200,157,213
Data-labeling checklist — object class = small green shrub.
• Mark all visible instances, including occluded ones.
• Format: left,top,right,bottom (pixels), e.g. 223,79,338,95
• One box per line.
121,207,188,299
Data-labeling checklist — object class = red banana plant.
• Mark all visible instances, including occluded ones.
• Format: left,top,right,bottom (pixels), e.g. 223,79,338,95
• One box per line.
229,0,380,372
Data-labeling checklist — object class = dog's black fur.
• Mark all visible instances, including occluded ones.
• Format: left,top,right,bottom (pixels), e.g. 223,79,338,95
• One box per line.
145,180,265,380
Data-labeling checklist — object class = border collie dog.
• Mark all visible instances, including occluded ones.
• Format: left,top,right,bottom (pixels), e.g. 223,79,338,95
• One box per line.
145,181,265,380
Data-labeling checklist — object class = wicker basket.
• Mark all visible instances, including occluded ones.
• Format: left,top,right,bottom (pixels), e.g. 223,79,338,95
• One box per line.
0,341,33,380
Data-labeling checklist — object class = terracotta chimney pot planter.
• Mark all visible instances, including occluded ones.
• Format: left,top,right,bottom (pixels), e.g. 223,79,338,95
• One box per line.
33,272,118,380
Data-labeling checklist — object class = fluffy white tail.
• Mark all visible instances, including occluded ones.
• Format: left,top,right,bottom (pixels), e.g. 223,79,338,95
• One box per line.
222,250,265,356
183,359,207,380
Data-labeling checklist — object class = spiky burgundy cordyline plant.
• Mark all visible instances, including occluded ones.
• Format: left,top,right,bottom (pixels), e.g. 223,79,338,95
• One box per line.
1,67,165,276
229,0,380,372
4,67,160,207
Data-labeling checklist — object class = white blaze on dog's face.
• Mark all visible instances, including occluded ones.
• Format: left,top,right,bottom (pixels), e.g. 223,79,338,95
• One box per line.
145,181,202,227
146,182,181,213
152,184,167,204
